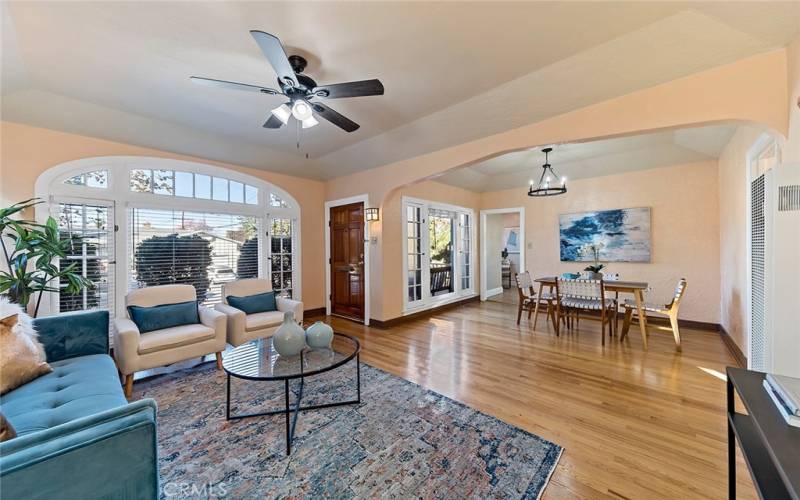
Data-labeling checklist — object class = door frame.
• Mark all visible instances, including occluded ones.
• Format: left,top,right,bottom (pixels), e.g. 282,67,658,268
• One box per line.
480,207,525,301
325,194,370,325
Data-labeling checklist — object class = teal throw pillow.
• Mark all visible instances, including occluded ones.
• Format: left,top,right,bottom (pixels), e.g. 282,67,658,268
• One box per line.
227,291,277,315
128,300,200,333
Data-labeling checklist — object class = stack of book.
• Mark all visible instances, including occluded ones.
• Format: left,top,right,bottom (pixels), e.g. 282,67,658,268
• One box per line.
763,373,800,428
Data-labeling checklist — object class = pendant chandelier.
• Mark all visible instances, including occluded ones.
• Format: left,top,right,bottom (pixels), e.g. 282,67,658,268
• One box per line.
528,147,567,197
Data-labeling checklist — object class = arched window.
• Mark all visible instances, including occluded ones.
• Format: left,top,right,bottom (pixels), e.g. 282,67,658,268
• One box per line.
35,156,301,319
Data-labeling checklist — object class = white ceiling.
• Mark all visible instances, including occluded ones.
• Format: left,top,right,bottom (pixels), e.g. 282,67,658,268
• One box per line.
2,2,798,179
434,124,737,192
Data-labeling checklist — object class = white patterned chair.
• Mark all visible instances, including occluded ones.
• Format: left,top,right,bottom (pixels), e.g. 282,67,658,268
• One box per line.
621,278,687,351
555,278,617,343
113,284,227,397
214,278,303,347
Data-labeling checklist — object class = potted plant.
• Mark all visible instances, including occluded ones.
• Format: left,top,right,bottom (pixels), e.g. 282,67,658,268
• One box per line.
578,242,605,279
0,198,94,317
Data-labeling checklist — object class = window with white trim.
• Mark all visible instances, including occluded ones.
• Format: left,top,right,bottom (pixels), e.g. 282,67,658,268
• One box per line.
129,168,259,205
402,197,475,312
35,157,301,319
128,209,261,306
64,170,108,188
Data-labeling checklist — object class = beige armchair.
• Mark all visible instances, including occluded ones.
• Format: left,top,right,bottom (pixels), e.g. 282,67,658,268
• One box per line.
214,278,303,347
113,284,226,397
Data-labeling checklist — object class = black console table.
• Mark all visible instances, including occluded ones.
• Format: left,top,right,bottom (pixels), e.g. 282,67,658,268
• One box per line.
727,367,800,499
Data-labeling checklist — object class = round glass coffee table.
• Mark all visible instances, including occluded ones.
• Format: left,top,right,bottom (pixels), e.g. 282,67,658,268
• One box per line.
222,332,360,455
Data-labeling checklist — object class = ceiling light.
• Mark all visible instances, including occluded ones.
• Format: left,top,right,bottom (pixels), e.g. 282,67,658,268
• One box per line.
271,104,291,125
301,115,319,129
291,100,312,121
528,148,567,197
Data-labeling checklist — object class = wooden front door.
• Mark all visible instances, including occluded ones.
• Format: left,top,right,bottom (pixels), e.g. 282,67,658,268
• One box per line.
330,202,365,321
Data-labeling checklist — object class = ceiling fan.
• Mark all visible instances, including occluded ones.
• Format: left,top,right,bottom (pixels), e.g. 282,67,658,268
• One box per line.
191,30,384,133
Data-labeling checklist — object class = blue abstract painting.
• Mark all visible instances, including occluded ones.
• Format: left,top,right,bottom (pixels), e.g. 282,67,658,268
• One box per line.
559,207,651,262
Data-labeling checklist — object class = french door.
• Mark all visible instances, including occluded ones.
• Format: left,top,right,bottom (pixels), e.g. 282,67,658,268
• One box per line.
403,198,474,312
51,198,116,317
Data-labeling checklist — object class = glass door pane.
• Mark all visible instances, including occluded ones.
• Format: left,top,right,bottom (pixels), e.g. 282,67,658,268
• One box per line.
459,213,472,290
428,209,455,297
56,201,115,316
270,218,294,298
406,204,424,306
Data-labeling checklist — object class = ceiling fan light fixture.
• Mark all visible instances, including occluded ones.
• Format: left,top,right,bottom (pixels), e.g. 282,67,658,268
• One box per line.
291,100,313,121
271,104,291,125
301,115,319,129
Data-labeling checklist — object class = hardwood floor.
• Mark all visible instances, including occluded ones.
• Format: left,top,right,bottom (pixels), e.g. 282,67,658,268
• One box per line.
319,294,755,499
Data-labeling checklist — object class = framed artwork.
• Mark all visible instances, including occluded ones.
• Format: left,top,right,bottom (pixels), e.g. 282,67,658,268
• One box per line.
502,227,520,253
559,207,651,262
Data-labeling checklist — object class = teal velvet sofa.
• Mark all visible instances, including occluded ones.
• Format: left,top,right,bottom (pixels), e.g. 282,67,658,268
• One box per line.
0,310,158,499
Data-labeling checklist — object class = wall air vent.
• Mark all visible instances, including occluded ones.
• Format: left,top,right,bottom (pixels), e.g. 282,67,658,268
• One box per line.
778,185,800,212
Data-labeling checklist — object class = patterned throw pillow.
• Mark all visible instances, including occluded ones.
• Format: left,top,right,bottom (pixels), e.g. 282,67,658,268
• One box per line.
0,298,52,396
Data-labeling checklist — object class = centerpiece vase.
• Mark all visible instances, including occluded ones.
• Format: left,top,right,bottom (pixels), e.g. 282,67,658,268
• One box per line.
305,321,334,348
272,311,306,356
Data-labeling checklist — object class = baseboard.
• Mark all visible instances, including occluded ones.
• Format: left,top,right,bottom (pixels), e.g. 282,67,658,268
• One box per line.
719,325,747,368
370,295,480,329
304,307,326,318
485,287,504,298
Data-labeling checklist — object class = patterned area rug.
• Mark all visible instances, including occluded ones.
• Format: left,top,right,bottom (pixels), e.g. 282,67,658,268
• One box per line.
133,360,562,498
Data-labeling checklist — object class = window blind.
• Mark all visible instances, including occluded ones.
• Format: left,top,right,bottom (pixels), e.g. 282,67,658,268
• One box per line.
128,208,260,306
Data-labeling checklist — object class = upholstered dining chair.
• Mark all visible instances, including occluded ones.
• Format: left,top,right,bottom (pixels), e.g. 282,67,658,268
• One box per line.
113,284,227,397
214,278,303,347
514,271,536,324
621,278,687,351
554,278,617,343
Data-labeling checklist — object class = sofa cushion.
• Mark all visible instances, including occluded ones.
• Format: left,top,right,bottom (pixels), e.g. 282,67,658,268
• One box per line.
0,354,126,437
227,291,277,315
245,311,284,332
137,323,215,354
127,300,199,334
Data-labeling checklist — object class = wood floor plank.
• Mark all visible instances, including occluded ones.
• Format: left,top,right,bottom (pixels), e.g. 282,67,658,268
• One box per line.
320,290,756,499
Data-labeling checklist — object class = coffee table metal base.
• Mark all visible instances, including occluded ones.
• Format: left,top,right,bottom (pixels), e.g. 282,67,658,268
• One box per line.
225,354,361,455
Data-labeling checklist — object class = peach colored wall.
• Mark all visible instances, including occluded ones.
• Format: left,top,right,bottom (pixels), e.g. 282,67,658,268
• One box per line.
481,161,721,323
784,36,800,163
324,49,787,323
375,181,480,320
0,121,326,310
717,126,764,350
326,50,788,206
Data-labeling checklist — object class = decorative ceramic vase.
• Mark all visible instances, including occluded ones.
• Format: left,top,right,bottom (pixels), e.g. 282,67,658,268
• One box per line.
272,311,306,356
305,321,334,348
582,271,602,280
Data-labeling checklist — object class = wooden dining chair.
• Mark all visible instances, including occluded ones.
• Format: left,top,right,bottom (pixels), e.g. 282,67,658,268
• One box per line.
555,278,617,344
531,281,559,332
514,271,537,325
621,278,687,351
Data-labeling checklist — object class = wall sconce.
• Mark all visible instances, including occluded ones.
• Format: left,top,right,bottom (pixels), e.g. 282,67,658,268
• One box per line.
365,207,380,222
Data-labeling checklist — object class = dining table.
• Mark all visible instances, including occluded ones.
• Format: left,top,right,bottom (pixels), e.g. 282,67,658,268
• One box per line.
534,276,651,348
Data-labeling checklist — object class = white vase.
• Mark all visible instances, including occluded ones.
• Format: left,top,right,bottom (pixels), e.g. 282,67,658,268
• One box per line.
272,311,306,356
305,321,334,348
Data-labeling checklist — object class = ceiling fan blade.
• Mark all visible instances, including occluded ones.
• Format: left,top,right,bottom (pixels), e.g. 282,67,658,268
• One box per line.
263,114,285,129
250,30,297,88
313,79,384,99
190,76,281,95
311,102,360,132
